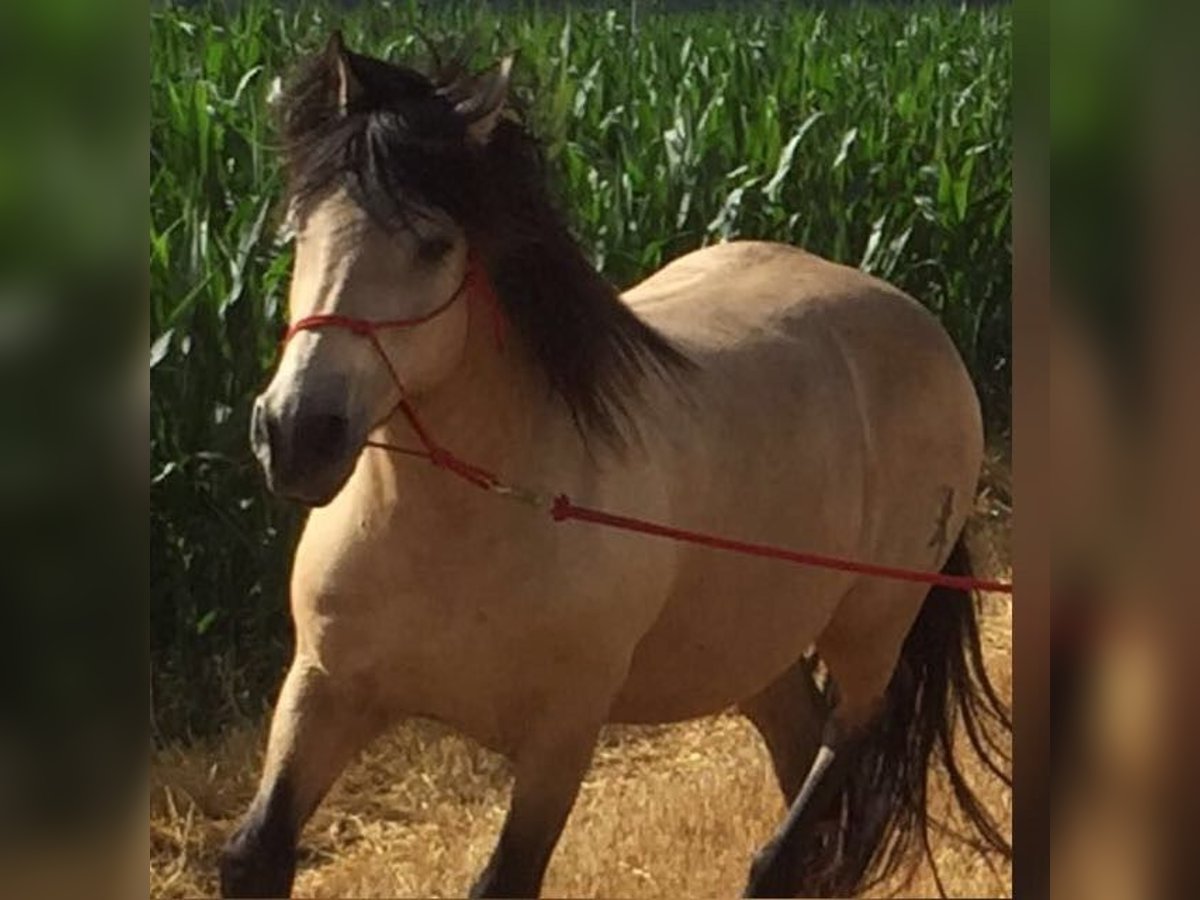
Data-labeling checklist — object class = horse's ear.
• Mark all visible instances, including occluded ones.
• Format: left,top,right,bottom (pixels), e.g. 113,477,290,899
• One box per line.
324,30,363,114
451,56,514,145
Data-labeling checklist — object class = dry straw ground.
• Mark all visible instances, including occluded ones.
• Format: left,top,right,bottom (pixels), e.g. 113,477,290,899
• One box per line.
151,464,1012,899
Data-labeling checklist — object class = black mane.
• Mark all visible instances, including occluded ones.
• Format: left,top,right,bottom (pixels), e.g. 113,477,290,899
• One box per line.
279,39,692,447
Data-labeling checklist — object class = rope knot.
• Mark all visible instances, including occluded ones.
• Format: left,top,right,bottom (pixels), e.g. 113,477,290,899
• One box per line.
550,494,573,522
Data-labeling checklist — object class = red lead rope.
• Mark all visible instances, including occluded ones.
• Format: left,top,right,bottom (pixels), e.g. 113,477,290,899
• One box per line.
282,250,1014,596
547,498,1014,594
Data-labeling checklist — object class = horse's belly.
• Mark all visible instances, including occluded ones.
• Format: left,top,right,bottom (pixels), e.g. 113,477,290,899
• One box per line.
608,554,856,723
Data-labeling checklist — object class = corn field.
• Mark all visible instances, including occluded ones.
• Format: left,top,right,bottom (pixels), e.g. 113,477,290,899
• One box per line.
150,0,1012,741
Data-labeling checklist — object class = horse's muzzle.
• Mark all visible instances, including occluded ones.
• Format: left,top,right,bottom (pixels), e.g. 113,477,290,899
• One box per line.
250,394,355,506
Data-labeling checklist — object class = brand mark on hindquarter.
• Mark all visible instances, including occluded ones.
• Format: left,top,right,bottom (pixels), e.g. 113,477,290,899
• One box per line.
927,486,955,558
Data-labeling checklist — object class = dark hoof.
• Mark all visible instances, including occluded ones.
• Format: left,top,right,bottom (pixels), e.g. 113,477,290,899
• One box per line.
219,823,297,899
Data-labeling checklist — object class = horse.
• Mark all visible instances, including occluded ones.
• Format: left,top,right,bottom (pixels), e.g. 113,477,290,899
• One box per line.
221,32,1011,899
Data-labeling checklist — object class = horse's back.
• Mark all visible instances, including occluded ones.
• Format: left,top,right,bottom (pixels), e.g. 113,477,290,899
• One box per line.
627,240,937,349
625,240,980,464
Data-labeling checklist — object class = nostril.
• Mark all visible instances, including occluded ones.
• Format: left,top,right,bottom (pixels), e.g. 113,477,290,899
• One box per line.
293,413,349,468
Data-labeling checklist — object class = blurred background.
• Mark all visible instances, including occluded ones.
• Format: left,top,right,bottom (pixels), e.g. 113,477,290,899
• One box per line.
1036,0,1200,897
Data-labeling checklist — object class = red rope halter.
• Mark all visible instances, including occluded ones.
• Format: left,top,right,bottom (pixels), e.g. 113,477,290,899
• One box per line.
280,249,1014,595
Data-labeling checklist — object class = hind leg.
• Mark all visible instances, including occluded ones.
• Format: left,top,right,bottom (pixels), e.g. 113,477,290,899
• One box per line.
219,658,386,898
744,582,926,898
739,655,829,804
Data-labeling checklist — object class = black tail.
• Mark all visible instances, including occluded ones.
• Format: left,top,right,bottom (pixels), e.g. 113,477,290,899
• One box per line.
796,535,1012,897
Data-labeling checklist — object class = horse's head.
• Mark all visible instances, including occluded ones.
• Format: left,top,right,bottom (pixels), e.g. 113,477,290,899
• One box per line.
251,32,512,505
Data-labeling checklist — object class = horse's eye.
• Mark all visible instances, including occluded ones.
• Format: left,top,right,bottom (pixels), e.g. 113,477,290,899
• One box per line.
416,236,453,263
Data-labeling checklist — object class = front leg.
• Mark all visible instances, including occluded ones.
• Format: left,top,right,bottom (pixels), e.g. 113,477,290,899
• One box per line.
469,708,605,898
219,659,383,898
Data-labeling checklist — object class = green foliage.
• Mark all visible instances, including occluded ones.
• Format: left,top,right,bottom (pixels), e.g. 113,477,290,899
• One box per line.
151,1,1011,741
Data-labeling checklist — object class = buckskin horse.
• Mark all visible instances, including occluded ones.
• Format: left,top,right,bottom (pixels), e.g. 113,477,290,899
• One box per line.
220,33,1011,899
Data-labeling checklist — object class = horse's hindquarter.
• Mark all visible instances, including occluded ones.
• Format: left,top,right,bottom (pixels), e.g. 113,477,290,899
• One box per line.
610,242,984,722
